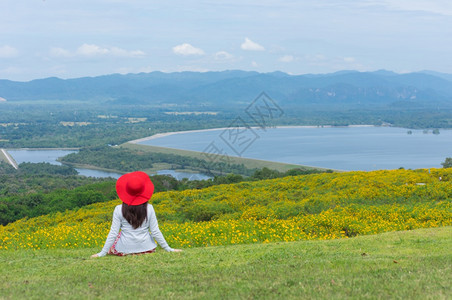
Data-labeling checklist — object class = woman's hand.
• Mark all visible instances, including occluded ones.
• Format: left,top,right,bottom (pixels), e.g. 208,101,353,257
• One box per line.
91,254,99,258
172,249,183,252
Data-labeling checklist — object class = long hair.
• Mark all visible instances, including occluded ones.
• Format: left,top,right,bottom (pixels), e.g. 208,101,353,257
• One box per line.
122,202,148,229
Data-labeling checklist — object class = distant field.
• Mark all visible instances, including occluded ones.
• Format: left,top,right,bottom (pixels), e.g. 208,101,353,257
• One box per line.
122,142,325,173
1,227,450,299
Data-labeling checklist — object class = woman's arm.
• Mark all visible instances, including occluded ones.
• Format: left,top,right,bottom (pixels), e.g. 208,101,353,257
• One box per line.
92,206,121,257
148,205,175,252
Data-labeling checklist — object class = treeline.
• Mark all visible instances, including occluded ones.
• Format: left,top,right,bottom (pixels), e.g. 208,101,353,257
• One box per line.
15,162,78,176
0,162,109,195
0,181,117,225
60,146,257,176
0,162,117,224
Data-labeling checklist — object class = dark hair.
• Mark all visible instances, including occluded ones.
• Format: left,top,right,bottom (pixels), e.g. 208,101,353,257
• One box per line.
122,202,148,229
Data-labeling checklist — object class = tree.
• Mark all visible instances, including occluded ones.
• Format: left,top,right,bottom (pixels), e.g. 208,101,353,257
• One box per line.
252,167,281,180
441,157,452,168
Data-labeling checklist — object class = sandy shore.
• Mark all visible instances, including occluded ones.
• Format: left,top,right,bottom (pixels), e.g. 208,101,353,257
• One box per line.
129,127,231,144
128,124,377,144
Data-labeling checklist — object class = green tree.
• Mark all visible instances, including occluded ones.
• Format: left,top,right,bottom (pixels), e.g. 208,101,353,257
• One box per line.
441,157,452,168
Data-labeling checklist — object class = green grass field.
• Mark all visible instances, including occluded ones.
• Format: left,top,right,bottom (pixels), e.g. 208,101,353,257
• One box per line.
122,142,328,173
1,226,450,299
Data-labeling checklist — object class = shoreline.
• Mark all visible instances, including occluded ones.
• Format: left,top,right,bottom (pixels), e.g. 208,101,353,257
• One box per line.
5,147,79,151
128,124,379,144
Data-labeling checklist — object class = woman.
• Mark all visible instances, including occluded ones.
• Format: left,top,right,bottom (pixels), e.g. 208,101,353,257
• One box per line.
91,171,181,257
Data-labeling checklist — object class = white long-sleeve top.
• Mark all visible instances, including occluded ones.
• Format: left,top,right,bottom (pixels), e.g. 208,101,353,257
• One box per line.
97,204,174,256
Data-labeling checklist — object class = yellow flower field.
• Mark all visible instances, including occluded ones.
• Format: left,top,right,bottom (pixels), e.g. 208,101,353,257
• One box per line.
1,168,451,250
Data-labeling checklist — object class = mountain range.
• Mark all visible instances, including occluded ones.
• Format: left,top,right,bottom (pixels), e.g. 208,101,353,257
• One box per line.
1,70,452,108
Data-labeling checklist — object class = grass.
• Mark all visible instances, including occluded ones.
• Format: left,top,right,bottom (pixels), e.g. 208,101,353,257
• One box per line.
1,226,451,299
122,142,326,173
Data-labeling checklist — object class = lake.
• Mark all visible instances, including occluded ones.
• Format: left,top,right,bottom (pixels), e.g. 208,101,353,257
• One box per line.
137,126,452,171
6,149,123,178
6,149,211,180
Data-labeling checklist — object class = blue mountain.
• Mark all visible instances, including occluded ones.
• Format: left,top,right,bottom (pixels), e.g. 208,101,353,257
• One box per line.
1,70,451,108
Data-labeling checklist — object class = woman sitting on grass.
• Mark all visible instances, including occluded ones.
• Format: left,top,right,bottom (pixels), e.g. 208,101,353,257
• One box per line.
91,171,181,257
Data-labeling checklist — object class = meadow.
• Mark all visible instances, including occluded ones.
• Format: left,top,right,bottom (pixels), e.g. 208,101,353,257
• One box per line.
0,227,450,299
1,168,451,250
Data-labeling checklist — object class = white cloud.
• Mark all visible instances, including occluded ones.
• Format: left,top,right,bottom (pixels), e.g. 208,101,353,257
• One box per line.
50,44,145,58
241,38,265,51
343,57,355,63
0,45,18,58
278,55,294,63
76,44,110,56
214,51,233,60
172,43,205,56
251,61,258,67
50,47,71,57
110,47,145,57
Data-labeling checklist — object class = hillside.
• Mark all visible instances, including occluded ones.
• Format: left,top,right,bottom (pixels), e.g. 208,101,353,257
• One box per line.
1,168,451,298
1,168,451,250
0,227,451,299
1,70,452,108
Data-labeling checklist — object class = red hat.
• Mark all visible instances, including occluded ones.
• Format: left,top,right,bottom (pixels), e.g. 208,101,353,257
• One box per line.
116,171,154,205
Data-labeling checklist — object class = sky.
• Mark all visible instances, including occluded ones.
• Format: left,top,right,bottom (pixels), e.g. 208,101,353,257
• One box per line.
1,0,451,81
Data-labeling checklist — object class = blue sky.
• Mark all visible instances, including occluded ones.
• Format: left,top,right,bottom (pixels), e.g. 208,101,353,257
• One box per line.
1,0,451,81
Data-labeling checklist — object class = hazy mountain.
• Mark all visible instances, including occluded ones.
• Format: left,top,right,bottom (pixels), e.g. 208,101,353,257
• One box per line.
1,70,451,108
419,70,452,83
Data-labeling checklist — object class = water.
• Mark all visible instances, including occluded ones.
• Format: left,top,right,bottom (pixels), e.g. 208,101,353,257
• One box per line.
7,149,122,178
7,149,77,165
138,126,452,171
6,149,211,180
74,168,123,179
8,127,452,175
